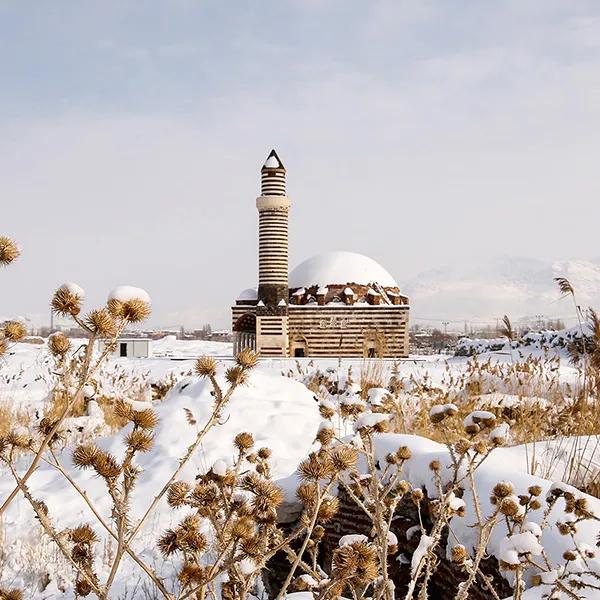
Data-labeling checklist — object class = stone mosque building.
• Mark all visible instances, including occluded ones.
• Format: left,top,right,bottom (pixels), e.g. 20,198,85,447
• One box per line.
232,150,410,358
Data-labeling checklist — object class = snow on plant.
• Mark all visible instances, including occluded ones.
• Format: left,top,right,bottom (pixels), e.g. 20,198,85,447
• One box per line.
0,282,152,519
0,349,260,599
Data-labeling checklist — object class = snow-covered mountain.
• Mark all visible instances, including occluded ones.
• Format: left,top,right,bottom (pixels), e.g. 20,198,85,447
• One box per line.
403,258,600,326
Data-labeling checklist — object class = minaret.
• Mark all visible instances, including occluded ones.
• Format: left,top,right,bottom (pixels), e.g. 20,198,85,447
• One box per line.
255,149,290,356
256,149,290,305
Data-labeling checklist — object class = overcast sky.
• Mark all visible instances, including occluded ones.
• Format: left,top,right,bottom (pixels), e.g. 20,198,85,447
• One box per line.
2,1,600,329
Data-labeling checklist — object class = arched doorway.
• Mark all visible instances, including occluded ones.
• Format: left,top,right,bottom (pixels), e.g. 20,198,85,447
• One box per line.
233,313,257,354
290,333,309,358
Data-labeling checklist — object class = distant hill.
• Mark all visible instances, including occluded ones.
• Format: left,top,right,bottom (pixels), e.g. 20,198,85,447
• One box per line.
403,257,600,327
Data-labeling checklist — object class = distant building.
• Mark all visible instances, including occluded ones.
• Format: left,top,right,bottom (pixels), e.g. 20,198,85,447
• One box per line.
231,150,410,358
98,338,152,358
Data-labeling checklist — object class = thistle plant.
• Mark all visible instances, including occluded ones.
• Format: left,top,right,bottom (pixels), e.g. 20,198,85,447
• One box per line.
0,237,23,361
0,283,152,516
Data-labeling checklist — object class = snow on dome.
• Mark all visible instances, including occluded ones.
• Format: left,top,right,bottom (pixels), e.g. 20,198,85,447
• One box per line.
289,251,398,288
237,288,258,301
108,286,151,304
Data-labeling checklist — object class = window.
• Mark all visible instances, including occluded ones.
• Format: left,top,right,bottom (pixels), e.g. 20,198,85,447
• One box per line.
367,347,376,358
120,342,128,357
294,347,305,357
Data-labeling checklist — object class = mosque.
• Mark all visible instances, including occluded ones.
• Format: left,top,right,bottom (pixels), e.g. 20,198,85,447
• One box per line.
232,150,409,358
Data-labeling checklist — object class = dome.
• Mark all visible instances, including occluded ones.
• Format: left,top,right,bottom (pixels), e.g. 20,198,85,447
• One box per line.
237,288,258,301
289,251,398,289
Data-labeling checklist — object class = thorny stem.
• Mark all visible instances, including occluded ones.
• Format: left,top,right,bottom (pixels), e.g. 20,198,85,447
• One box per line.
6,456,104,598
44,451,174,599
275,478,336,600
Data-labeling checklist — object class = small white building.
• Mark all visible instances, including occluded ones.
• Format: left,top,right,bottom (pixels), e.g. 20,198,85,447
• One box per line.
98,338,152,358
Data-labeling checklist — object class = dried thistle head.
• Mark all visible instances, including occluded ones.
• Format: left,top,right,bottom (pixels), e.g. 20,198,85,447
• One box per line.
73,444,100,469
125,428,154,453
0,339,7,358
397,446,412,460
451,544,468,563
85,309,117,337
250,478,284,513
236,348,258,369
113,399,133,421
74,579,93,597
332,541,379,587
178,562,204,587
317,495,339,522
0,588,24,600
329,445,358,471
69,524,98,544
167,481,191,508
6,430,31,449
195,356,217,378
3,321,26,342
234,432,255,452
0,236,20,266
226,365,248,387
493,481,514,499
48,332,71,356
51,283,85,316
131,408,158,430
298,453,335,481
257,447,272,459
231,515,256,539
107,298,151,323
158,529,179,556
92,451,121,480
499,497,520,517
296,481,318,506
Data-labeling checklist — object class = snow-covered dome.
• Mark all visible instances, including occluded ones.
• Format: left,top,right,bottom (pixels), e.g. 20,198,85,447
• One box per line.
237,288,258,301
289,251,398,288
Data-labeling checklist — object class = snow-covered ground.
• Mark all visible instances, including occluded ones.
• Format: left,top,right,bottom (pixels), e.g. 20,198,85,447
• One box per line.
1,338,599,598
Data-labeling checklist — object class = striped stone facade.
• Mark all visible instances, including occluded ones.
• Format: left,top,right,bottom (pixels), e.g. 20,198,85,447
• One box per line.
288,306,409,358
232,305,409,358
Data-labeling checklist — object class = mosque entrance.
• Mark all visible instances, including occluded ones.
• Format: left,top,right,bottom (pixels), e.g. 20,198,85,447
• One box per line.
233,313,256,354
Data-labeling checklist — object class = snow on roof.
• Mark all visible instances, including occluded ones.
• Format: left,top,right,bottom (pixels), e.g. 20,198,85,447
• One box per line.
237,288,258,301
316,286,329,295
289,251,398,288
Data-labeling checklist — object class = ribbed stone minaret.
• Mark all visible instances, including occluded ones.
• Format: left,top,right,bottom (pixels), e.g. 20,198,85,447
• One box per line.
255,149,290,356
256,149,291,306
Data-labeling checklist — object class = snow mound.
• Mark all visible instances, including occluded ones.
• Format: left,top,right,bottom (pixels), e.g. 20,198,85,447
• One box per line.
0,370,320,596
289,251,398,288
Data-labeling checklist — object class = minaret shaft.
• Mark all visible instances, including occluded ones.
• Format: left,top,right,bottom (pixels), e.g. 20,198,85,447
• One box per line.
255,149,290,357
256,151,290,306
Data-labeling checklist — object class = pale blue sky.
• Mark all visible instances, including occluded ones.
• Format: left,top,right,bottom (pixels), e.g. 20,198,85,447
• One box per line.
2,1,600,327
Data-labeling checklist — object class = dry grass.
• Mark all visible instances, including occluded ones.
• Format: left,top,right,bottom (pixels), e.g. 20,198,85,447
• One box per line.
0,401,31,438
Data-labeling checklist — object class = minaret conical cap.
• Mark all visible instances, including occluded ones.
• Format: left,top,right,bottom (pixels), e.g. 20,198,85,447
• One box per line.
262,149,285,171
